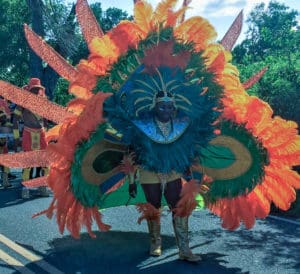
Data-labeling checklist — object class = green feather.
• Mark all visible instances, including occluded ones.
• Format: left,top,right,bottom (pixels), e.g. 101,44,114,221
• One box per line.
202,120,269,200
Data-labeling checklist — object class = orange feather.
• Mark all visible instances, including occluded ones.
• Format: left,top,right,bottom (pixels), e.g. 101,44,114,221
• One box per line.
251,186,271,218
136,203,160,223
84,208,97,238
0,150,49,168
66,98,87,115
108,21,144,55
173,179,200,217
262,176,295,210
235,196,255,229
165,7,188,27
56,192,75,234
22,176,48,188
92,207,111,232
220,200,240,230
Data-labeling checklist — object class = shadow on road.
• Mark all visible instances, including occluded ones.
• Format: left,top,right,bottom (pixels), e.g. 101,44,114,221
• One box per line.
21,231,247,274
201,223,300,274
0,184,25,208
0,184,49,209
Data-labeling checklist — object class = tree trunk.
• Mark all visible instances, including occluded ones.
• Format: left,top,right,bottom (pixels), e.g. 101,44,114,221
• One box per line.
27,0,44,79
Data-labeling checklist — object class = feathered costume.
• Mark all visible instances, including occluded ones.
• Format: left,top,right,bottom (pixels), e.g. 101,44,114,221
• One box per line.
0,0,299,243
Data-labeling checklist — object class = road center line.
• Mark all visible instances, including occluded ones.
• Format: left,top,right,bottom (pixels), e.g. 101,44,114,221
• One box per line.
0,233,64,274
0,249,35,274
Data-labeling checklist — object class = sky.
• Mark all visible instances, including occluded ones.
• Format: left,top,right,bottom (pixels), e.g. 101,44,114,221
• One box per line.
66,0,300,45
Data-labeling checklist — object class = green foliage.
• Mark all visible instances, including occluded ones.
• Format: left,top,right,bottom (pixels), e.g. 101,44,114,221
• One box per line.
233,1,300,125
42,0,78,58
0,0,30,86
233,1,299,63
53,78,74,106
101,7,133,31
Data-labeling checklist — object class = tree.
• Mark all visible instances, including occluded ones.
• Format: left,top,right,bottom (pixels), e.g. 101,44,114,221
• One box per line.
234,1,299,63
0,0,30,86
232,1,300,125
0,0,76,98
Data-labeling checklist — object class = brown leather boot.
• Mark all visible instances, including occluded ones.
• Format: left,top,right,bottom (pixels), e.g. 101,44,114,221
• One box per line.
173,216,201,262
147,219,162,256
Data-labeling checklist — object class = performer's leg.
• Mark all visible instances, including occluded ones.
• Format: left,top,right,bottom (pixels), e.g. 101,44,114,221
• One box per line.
21,168,31,199
164,178,182,209
172,216,201,262
21,129,31,198
141,183,162,208
38,186,50,197
165,179,201,262
2,166,12,188
22,168,31,181
141,183,162,256
37,167,50,197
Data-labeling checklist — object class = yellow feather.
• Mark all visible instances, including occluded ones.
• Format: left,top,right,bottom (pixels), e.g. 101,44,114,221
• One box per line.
152,0,178,24
45,125,63,140
89,36,119,58
223,64,240,77
203,44,224,66
175,17,217,51
134,1,154,33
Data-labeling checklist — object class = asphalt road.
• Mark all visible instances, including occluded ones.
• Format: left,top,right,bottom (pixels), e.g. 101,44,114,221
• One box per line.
0,174,299,274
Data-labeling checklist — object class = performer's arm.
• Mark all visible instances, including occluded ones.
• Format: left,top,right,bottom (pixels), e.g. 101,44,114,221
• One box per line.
121,152,138,198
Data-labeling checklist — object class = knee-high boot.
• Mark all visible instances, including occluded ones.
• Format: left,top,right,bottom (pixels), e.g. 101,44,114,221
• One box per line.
172,216,201,262
147,219,162,256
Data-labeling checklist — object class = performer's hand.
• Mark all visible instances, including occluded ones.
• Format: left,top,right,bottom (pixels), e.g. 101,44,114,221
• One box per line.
129,183,137,198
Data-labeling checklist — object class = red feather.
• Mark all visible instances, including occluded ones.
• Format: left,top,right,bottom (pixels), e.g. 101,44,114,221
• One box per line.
142,40,190,74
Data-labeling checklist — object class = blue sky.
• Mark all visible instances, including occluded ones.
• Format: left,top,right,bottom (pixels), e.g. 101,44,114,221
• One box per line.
66,0,300,45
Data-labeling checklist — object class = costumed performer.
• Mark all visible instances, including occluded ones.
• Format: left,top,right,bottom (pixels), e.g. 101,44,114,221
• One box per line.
103,43,221,261
13,78,50,198
0,0,299,265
